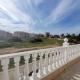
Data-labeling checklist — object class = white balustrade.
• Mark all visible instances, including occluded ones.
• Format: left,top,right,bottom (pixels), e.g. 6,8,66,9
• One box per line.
1,58,9,80
24,54,29,80
44,51,48,74
0,38,80,80
14,56,20,80
32,53,38,80
39,52,44,77
52,51,55,70
49,51,53,72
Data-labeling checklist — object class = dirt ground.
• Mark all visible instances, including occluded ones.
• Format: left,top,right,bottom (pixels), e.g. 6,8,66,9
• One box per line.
0,45,58,55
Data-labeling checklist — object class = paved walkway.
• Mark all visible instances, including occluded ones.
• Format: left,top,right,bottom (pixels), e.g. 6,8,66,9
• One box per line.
56,61,80,80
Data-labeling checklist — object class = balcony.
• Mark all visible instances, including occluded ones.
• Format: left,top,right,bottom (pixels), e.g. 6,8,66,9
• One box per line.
0,38,80,80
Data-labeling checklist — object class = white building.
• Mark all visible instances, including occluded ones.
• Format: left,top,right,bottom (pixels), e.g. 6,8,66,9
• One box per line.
0,30,12,40
13,31,37,41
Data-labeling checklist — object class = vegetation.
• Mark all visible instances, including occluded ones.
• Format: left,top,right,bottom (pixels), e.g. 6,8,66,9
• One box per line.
45,32,51,37
0,32,80,71
30,37,43,43
0,42,13,48
8,37,22,42
0,37,63,49
0,32,80,49
65,33,80,44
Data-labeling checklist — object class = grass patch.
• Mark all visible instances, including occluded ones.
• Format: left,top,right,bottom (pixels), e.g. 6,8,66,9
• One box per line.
0,38,63,49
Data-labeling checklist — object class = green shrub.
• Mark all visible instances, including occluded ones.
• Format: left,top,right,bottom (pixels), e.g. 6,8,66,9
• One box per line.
30,37,43,43
0,42,13,48
8,37,22,42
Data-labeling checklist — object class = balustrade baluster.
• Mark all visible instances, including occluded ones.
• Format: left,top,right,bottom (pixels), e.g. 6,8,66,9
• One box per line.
44,52,49,74
70,47,72,61
1,58,9,80
57,51,61,68
67,47,70,62
47,53,50,72
61,49,65,65
24,54,29,80
49,52,53,71
14,56,20,80
32,53,38,80
56,51,59,68
0,38,80,80
64,47,67,63
52,51,55,70
39,52,44,78
54,51,58,69
58,50,62,67
56,51,60,68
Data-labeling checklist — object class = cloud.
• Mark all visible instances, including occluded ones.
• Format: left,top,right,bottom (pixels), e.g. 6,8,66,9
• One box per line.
0,25,33,33
0,0,34,23
33,0,43,6
0,0,43,25
0,18,34,32
47,0,77,24
0,0,80,34
52,24,80,34
0,0,36,32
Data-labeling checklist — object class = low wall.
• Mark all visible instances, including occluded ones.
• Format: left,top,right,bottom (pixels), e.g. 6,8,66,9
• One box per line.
41,57,80,80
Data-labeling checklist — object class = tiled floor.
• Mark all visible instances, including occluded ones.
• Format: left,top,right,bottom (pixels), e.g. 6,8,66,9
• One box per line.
56,61,80,80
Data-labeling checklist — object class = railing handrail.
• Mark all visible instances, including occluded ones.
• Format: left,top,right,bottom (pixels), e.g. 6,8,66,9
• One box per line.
0,38,80,80
0,46,64,59
0,44,80,59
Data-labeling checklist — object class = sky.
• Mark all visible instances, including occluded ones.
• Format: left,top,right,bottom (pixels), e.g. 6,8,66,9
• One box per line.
0,0,80,34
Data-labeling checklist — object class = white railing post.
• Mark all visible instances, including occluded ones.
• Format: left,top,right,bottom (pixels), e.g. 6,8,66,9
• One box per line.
49,51,53,72
67,47,70,62
57,51,61,67
56,50,61,68
61,48,65,65
0,40,80,80
14,56,20,80
54,51,58,69
58,50,62,67
44,52,48,74
39,52,44,78
55,51,59,68
1,58,9,80
32,53,38,80
52,53,55,69
69,47,72,61
63,38,69,63
47,52,51,72
24,54,29,80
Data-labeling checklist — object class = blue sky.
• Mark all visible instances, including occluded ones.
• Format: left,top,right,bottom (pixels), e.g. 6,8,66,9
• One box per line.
0,0,80,34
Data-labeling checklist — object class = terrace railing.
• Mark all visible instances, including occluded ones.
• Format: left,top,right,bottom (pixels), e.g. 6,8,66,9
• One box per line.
0,38,80,80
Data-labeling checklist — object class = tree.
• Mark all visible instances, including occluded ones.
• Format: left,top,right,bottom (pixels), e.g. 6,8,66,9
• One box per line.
71,34,76,39
76,34,80,43
30,37,43,43
54,35,60,38
38,34,44,38
8,37,22,42
66,33,71,38
61,34,65,38
45,32,50,38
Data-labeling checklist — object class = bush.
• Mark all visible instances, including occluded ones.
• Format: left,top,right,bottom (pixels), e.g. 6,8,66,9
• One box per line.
8,37,22,42
0,42,13,48
30,37,43,43
68,38,77,44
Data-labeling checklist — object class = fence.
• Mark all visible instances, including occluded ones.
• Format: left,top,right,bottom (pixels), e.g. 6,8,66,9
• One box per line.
0,38,80,80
